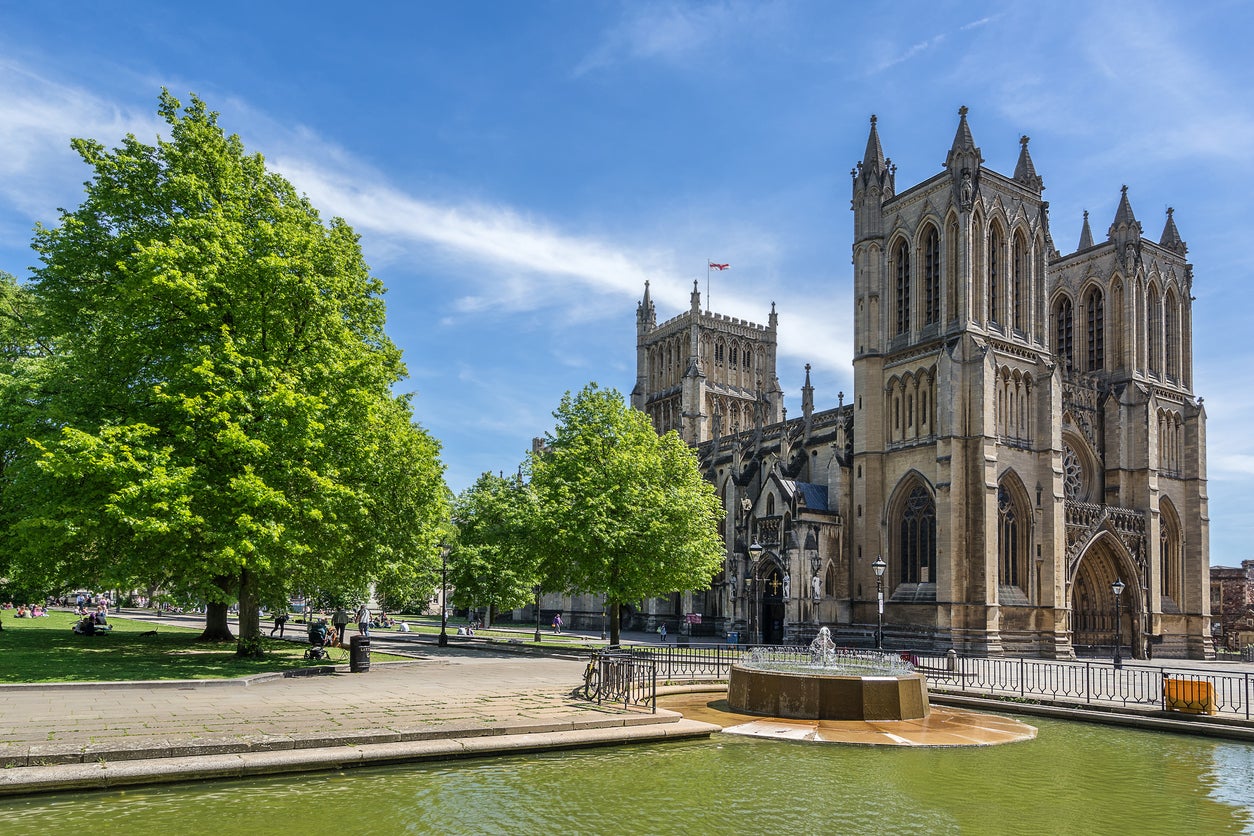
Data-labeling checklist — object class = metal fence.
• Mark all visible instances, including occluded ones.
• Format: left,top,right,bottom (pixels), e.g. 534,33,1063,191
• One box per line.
580,643,1254,721
583,650,657,713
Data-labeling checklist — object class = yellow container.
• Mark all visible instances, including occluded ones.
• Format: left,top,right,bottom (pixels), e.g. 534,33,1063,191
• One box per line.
1163,678,1217,715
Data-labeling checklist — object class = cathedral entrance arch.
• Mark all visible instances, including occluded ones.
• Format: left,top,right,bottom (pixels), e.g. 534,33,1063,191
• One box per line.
761,561,785,644
1070,536,1142,659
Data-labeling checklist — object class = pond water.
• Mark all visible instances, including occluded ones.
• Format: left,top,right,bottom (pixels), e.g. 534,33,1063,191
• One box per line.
2,715,1252,834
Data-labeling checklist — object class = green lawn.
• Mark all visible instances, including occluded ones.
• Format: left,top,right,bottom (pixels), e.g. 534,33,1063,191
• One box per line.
0,610,406,683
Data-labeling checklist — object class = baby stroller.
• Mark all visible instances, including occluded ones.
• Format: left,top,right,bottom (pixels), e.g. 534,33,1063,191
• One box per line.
304,621,343,661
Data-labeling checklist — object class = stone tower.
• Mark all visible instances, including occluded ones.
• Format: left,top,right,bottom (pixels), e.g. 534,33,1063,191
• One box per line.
848,108,1209,658
631,280,783,445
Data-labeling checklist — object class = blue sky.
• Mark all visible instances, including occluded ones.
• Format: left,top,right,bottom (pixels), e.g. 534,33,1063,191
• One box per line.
1,2,1252,564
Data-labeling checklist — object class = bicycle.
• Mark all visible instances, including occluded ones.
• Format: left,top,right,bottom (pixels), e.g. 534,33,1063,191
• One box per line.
582,653,601,700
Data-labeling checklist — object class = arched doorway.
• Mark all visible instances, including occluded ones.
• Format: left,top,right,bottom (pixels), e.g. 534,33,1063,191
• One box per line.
1071,539,1141,658
761,562,785,644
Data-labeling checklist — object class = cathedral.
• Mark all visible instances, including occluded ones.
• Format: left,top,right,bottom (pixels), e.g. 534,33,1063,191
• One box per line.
630,108,1212,659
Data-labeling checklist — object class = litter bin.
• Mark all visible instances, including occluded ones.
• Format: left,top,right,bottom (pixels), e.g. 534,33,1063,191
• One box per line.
727,631,739,645
349,635,371,673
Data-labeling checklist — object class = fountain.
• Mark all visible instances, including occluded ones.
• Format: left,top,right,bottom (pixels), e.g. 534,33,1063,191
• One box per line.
727,627,930,721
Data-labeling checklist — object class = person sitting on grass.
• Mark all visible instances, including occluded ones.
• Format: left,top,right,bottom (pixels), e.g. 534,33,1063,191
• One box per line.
72,616,97,636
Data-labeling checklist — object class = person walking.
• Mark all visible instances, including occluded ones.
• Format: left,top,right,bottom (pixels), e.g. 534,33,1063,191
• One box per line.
355,602,371,636
270,610,288,637
331,606,349,644
552,613,563,634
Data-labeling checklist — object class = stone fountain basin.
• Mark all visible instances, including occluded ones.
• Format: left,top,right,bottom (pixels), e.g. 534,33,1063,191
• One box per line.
728,663,930,721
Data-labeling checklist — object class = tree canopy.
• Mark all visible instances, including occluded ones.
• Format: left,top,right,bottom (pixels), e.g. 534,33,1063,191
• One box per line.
6,91,447,653
527,383,724,644
448,470,540,626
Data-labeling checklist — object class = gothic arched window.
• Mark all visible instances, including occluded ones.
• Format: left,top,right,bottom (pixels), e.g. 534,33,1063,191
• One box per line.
1012,231,1027,331
898,485,936,584
1161,501,1182,602
1148,285,1161,375
1165,290,1178,380
988,224,1004,324
1055,297,1074,369
894,239,911,335
924,226,940,326
1085,287,1104,371
998,485,1026,590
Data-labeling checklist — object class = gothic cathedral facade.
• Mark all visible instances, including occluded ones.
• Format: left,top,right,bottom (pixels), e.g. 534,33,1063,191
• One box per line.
631,109,1211,659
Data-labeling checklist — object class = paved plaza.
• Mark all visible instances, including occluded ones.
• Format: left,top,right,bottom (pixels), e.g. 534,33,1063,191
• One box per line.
0,642,716,797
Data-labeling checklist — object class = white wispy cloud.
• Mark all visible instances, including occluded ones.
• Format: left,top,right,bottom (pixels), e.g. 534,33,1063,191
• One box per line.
0,53,852,384
573,1,783,77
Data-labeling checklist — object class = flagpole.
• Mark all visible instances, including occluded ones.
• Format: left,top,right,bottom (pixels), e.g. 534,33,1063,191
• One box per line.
706,259,711,311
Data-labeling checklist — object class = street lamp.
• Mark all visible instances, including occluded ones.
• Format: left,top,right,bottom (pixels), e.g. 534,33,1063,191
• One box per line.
601,607,607,642
438,543,450,647
748,541,764,645
1112,578,1126,668
872,556,887,650
533,583,543,643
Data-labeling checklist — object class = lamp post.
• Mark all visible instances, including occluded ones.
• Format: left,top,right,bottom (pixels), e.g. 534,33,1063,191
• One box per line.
748,541,764,645
1112,578,1125,668
438,543,450,647
600,607,607,642
533,583,543,643
807,527,821,626
872,556,886,650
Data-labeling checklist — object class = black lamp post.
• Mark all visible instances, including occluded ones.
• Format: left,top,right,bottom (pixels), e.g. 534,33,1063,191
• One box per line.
600,607,607,642
748,541,764,645
1112,578,1125,668
872,556,887,650
438,543,450,647
533,583,542,643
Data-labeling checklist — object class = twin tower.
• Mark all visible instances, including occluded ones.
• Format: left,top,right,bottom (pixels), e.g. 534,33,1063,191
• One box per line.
631,108,1210,659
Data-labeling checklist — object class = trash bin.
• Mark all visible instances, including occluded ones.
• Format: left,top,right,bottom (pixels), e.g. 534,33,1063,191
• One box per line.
349,635,371,673
727,631,739,645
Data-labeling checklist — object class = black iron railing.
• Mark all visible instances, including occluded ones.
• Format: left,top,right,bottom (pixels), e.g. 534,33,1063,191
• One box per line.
578,644,1254,721
582,650,657,713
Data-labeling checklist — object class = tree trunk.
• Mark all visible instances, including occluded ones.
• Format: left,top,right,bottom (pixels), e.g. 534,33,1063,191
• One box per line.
236,566,263,657
609,600,621,647
200,601,234,642
199,575,235,642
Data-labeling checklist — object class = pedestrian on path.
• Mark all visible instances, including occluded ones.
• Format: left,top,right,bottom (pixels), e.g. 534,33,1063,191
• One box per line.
332,606,349,643
270,610,288,637
355,602,371,636
552,613,563,633
658,623,667,642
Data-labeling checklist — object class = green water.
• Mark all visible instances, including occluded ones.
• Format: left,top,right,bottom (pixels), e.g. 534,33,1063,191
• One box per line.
2,716,1251,835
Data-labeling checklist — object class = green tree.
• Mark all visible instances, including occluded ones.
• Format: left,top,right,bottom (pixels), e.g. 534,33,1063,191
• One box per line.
450,471,540,627
528,383,724,645
11,91,447,654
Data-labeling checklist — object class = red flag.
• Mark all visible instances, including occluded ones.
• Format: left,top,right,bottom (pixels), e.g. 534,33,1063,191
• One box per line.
709,262,729,270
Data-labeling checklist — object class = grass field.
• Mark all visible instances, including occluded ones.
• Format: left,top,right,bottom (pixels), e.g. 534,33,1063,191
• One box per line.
0,610,407,683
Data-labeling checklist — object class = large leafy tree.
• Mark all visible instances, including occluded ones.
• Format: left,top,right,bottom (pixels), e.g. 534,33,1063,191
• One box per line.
11,91,447,653
528,383,724,645
449,471,540,627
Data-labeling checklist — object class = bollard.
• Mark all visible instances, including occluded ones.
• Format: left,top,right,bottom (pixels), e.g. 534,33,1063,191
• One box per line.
946,648,957,672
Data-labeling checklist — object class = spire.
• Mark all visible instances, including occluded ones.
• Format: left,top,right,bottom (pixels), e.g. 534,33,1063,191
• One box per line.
1160,207,1187,256
862,114,887,174
801,363,814,420
1108,185,1143,267
853,115,895,200
637,280,656,329
690,279,701,313
1110,185,1138,232
945,106,983,212
1078,210,1094,250
1013,135,1043,192
944,105,983,171
768,301,778,330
